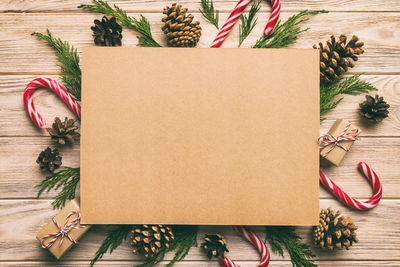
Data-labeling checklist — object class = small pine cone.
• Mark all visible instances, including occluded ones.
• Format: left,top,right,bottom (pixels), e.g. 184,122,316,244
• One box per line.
201,234,229,259
314,207,359,251
91,16,123,46
129,225,174,258
36,147,62,172
360,95,390,122
162,3,202,47
47,117,80,145
313,34,364,84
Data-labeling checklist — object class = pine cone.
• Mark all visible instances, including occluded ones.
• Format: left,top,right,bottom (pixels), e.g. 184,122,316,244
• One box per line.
36,147,62,172
360,95,390,121
314,208,358,250
162,3,202,47
313,35,364,84
201,234,229,259
91,16,122,46
47,117,80,145
129,225,174,258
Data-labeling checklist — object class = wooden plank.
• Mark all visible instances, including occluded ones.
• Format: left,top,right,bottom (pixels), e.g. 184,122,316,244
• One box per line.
0,199,399,261
2,0,400,12
0,12,399,73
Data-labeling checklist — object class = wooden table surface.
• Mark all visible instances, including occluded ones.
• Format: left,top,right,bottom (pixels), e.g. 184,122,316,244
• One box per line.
1,0,399,266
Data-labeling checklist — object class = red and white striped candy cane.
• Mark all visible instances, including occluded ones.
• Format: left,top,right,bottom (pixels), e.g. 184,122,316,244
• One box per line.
219,226,270,267
23,78,81,128
210,0,281,48
319,162,382,210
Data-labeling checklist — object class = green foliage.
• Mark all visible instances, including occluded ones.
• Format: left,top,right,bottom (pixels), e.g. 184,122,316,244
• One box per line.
91,225,132,267
137,225,198,267
252,10,328,48
265,226,316,267
31,30,81,101
79,0,161,47
239,0,261,46
200,0,219,29
35,167,80,209
320,74,378,119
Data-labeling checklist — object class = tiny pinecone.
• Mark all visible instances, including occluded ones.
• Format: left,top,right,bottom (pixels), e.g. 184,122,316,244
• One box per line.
314,207,359,250
129,225,174,258
47,117,80,145
201,234,229,259
36,147,62,172
360,94,390,122
91,16,122,46
313,34,364,84
162,3,202,47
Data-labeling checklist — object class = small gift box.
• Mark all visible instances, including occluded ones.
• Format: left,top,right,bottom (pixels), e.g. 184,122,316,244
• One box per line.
319,119,361,166
36,198,91,259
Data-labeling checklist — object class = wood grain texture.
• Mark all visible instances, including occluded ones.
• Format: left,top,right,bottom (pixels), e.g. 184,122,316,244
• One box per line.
0,199,399,262
0,12,399,73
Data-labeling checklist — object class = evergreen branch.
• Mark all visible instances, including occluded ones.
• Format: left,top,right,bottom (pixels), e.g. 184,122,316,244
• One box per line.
252,10,328,48
79,0,161,47
35,167,80,209
239,0,261,47
91,225,132,267
320,74,377,118
31,30,81,101
199,0,219,29
265,226,316,267
137,225,198,267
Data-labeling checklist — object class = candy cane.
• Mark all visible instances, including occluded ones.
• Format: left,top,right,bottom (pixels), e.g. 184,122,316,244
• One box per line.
23,78,81,128
319,162,382,210
210,0,281,48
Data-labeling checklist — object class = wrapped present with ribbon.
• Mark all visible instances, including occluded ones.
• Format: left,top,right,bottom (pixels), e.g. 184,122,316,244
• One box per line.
318,119,361,166
36,199,91,259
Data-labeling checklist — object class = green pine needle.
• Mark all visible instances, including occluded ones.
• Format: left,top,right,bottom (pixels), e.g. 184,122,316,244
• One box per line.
91,225,132,267
35,167,80,209
31,30,81,101
320,74,377,119
200,0,219,29
239,0,261,47
252,10,328,48
79,0,161,47
265,226,316,267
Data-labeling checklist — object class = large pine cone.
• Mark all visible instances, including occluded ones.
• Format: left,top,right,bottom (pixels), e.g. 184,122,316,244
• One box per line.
47,117,80,145
162,3,202,47
201,234,229,259
313,35,364,84
36,147,62,172
91,16,122,46
129,225,174,258
314,208,358,250
360,94,390,121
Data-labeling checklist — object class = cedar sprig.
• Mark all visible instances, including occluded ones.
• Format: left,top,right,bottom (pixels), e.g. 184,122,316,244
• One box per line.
137,225,198,267
320,74,377,118
199,0,219,29
79,0,161,47
265,226,316,267
91,225,132,267
35,167,80,209
31,30,81,101
252,10,328,48
239,0,261,47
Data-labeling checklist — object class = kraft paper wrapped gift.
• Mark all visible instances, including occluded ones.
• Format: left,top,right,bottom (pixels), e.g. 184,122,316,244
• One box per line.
81,47,321,225
320,119,361,166
36,199,91,259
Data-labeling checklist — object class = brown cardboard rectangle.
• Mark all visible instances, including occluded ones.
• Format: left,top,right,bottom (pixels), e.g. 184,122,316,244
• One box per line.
81,47,320,225
321,119,361,166
36,199,91,259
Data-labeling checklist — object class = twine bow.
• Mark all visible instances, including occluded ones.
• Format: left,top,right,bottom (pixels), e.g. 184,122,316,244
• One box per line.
41,211,85,249
318,122,360,157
